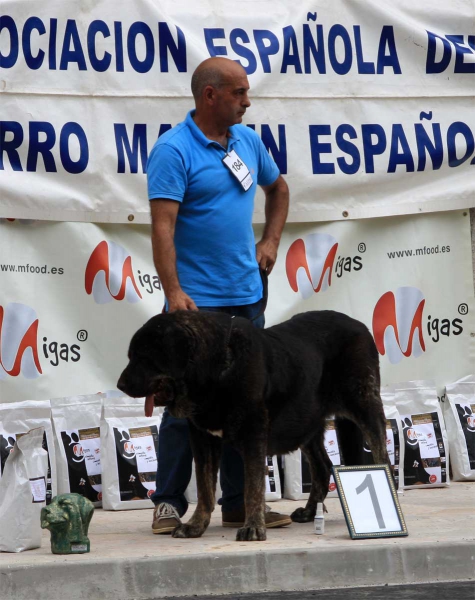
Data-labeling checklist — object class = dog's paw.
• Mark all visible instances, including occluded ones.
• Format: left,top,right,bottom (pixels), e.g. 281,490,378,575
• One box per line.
290,507,315,523
235,526,266,541
172,523,204,538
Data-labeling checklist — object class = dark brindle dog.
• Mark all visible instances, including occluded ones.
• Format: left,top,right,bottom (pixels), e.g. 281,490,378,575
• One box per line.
117,310,389,542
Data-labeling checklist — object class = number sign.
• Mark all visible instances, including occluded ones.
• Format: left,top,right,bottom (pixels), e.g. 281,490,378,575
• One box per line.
332,464,408,539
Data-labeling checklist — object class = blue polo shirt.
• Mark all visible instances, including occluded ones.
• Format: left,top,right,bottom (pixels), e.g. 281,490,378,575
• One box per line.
147,110,280,306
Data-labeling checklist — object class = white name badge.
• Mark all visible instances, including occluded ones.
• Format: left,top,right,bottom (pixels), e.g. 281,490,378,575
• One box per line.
222,149,253,191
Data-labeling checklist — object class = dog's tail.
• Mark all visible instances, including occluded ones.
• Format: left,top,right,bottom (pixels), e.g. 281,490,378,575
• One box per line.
335,418,364,466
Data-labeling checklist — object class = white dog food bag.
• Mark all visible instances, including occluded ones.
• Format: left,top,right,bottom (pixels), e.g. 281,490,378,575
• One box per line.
265,455,282,501
185,454,282,504
101,396,162,510
395,380,449,489
362,393,405,490
0,400,57,504
51,394,104,506
0,427,48,552
444,375,475,481
283,419,342,500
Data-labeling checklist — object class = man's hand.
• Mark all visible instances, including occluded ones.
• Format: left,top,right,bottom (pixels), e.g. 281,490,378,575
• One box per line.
256,239,279,274
258,175,289,275
167,290,198,312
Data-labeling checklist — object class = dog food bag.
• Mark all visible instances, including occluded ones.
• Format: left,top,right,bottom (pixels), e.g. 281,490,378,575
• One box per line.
363,393,404,490
395,380,449,489
0,400,57,504
185,454,282,504
444,376,475,481
265,455,282,501
101,396,161,510
0,427,48,552
51,394,104,506
283,419,342,500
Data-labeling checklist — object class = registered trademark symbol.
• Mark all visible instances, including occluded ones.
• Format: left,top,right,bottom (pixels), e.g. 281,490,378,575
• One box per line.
77,330,88,342
458,303,468,315
358,243,366,253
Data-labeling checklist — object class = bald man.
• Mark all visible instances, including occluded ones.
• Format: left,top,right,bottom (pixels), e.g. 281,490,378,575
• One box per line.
146,57,290,535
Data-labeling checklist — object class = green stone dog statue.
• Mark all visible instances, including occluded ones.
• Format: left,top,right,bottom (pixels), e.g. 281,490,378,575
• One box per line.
41,493,94,554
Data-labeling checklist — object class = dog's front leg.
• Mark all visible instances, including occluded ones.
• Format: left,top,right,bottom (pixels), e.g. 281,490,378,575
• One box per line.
172,422,221,539
236,433,267,542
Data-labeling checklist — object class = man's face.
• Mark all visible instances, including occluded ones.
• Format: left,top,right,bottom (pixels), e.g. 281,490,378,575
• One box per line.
213,70,251,126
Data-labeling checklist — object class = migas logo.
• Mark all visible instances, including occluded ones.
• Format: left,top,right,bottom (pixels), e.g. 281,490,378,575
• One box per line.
117,430,136,460
286,233,363,299
372,287,465,364
0,303,42,379
0,302,83,379
85,241,142,304
85,240,161,304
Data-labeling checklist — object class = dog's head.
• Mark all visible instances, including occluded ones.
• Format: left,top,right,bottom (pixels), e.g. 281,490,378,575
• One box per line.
41,493,94,535
117,311,236,418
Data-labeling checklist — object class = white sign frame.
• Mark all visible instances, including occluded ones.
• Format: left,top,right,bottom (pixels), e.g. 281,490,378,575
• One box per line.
333,464,408,539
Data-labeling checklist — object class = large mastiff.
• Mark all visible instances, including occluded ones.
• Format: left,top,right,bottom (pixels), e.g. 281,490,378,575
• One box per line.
117,310,389,541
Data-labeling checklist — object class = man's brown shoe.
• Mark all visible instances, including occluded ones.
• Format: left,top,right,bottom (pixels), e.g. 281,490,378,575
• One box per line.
152,502,181,534
222,505,292,528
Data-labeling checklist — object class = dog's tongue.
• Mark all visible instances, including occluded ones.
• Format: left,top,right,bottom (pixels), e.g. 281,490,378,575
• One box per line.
144,395,155,417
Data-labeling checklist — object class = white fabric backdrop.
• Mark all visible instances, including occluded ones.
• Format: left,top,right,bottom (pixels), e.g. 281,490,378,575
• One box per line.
0,210,473,402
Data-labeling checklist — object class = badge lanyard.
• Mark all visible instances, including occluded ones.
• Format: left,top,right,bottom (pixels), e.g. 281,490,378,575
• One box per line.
222,149,253,191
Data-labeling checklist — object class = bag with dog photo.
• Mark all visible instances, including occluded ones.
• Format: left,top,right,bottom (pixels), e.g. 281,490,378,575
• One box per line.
51,394,103,506
444,375,475,481
0,427,48,552
185,454,281,504
101,396,161,510
0,400,57,504
395,380,449,489
363,392,405,490
264,455,282,501
283,419,342,500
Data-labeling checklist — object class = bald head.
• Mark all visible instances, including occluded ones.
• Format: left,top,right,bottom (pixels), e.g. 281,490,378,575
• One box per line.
191,57,247,100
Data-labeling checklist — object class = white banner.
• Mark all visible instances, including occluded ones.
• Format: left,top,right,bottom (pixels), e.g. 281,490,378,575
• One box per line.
0,210,473,402
1,0,474,223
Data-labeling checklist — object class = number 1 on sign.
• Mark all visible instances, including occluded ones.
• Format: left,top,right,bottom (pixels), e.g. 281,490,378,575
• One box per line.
355,474,386,529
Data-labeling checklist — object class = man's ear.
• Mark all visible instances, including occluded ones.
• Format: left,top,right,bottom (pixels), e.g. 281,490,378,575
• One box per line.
203,85,216,105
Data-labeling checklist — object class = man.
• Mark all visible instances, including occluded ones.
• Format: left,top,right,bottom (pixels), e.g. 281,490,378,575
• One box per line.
146,57,290,534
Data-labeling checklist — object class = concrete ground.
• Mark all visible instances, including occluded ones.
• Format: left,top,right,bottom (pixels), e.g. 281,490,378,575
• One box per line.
1,482,474,600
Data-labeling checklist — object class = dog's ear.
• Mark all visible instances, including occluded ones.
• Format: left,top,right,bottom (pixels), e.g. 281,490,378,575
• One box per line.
219,345,235,381
78,496,94,532
170,322,196,365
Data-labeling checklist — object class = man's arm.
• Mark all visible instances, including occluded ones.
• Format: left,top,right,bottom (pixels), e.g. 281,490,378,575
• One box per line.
150,199,198,312
256,174,289,274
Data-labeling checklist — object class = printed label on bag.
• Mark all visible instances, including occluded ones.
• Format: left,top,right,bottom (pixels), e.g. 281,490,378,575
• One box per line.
61,427,102,502
30,476,46,503
363,419,401,487
401,412,446,486
113,425,159,501
265,456,276,493
324,420,342,493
